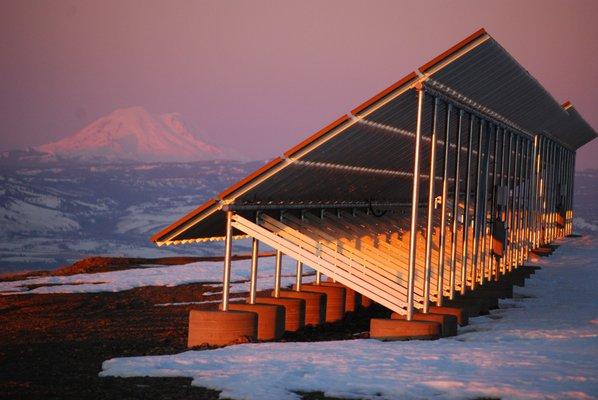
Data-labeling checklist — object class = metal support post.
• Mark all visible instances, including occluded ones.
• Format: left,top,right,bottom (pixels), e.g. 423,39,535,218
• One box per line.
249,237,259,304
498,129,509,277
295,261,303,291
437,103,453,306
530,135,539,249
273,249,282,297
460,114,475,294
471,120,485,288
508,135,519,271
221,211,233,311
489,127,501,280
423,97,439,313
449,109,464,300
407,85,425,321
479,124,492,284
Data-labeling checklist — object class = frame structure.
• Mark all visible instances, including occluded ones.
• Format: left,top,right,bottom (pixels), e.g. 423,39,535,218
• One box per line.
151,29,596,321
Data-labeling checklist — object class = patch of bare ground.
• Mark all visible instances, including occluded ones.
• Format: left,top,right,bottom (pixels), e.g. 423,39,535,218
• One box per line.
0,256,388,399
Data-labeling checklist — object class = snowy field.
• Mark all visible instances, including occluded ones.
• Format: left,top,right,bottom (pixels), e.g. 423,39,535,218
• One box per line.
0,256,314,296
100,235,598,400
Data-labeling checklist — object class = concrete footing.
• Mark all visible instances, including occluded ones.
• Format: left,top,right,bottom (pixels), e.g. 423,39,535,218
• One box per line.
188,310,257,347
370,318,441,341
225,303,285,341
321,281,358,312
276,289,326,326
294,284,346,322
391,312,458,337
256,297,305,332
429,305,468,326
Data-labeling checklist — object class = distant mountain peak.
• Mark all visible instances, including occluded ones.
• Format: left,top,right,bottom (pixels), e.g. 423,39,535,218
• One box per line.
35,107,235,162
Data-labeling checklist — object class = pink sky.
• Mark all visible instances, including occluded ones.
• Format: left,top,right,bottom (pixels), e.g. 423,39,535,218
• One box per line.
1,0,597,169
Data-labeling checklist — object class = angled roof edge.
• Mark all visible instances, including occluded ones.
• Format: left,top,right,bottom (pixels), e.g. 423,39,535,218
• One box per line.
150,198,218,242
418,28,488,73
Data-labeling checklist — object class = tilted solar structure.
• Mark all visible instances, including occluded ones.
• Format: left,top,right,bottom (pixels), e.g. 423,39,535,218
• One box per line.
152,29,597,344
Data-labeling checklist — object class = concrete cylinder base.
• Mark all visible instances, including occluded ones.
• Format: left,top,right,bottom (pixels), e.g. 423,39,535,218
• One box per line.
390,312,458,337
275,290,326,326
295,284,346,322
187,310,257,347
255,296,305,332
370,318,441,341
322,280,358,312
224,303,285,341
429,305,468,326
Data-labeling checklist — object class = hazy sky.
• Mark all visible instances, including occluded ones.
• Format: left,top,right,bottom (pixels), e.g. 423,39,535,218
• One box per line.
1,0,597,169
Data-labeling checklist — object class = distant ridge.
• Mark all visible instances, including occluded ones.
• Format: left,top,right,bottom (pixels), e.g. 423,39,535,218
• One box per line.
35,106,236,162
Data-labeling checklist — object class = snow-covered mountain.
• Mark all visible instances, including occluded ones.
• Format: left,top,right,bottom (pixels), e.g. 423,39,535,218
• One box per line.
36,107,233,162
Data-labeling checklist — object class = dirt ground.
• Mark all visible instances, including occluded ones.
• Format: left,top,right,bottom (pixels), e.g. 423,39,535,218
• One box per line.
0,258,388,400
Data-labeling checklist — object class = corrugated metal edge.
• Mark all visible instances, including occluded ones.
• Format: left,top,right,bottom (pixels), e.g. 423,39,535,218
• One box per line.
284,115,350,157
350,72,419,116
218,157,285,198
150,198,218,242
419,28,488,73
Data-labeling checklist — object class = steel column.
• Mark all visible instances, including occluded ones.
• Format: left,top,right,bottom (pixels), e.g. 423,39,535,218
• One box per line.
295,261,303,291
437,103,453,306
516,139,528,264
515,138,526,266
489,127,501,280
523,139,533,260
503,132,513,273
460,114,475,294
471,120,485,287
406,86,425,321
571,152,576,234
479,124,492,284
423,97,439,313
273,249,283,297
248,237,259,304
508,135,520,270
530,135,539,249
221,211,233,311
497,129,509,277
449,110,464,300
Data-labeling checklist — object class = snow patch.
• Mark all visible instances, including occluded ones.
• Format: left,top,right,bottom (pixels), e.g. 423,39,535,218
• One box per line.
0,255,312,295
100,235,598,400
